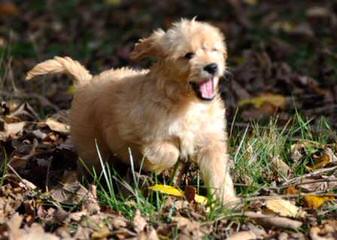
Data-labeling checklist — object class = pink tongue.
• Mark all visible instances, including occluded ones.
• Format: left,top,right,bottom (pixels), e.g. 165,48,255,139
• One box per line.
199,79,214,99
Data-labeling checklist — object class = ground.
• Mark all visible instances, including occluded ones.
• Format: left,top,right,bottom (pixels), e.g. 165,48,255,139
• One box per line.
0,0,337,239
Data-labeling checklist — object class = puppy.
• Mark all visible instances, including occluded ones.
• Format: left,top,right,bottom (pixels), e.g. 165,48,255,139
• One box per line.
26,19,236,203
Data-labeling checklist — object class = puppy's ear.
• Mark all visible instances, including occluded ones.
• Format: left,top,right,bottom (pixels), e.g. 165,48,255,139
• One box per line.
130,29,165,61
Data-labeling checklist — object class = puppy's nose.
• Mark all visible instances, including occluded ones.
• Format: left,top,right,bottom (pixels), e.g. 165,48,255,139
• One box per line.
203,63,218,75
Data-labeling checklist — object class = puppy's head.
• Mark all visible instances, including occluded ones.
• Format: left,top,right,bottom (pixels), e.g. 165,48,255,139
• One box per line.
131,19,227,101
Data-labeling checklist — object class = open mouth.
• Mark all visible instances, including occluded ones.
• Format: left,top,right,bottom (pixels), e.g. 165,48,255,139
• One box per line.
189,78,216,101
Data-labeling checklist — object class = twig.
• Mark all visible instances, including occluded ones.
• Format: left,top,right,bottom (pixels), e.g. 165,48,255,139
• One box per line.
282,165,337,187
270,178,337,190
241,192,337,202
45,157,53,192
6,164,37,190
243,211,302,230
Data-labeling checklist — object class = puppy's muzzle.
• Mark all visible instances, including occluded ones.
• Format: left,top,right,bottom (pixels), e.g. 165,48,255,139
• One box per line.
189,63,219,101
203,63,218,75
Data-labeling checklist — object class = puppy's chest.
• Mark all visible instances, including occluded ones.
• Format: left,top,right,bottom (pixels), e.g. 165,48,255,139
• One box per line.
166,103,224,157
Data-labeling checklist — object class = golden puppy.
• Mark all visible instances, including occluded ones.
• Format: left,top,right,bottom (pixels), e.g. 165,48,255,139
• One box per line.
26,19,236,203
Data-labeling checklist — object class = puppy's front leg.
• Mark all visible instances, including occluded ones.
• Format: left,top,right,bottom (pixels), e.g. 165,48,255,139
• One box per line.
196,137,236,203
143,141,179,173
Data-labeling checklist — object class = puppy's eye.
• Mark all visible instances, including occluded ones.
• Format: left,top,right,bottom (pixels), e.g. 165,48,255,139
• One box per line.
184,52,195,60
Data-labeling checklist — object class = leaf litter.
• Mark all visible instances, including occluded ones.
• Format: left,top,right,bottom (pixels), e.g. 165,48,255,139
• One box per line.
1,0,337,239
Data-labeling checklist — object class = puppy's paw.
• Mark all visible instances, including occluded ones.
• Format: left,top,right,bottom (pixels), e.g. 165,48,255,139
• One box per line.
143,142,179,172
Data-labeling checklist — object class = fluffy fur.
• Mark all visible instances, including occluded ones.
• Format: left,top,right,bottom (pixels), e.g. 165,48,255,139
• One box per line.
26,19,236,203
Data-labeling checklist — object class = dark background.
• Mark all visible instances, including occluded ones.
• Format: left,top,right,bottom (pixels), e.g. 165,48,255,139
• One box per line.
1,0,337,126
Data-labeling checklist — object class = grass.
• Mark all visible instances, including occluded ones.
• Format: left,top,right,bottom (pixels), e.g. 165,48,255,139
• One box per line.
75,112,335,232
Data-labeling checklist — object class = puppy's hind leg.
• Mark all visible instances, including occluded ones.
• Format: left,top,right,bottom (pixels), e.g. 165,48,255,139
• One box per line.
142,141,180,174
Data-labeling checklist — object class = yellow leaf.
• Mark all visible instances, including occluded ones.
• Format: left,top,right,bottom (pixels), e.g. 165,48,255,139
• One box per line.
266,198,306,218
148,184,184,197
195,195,208,204
239,93,286,109
304,195,334,209
148,184,208,204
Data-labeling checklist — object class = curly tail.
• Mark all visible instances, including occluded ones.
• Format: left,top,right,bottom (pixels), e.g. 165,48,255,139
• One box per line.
26,56,92,86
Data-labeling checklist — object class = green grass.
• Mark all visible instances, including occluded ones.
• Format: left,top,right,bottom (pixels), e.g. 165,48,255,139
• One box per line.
76,113,335,230
232,112,333,196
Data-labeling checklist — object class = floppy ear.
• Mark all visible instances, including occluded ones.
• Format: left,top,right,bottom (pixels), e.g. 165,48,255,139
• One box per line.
130,29,165,61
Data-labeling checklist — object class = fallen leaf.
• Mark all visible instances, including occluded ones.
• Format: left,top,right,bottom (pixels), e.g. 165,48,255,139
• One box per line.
45,118,70,133
227,231,258,240
92,226,111,239
290,143,305,162
110,216,127,229
148,184,208,204
243,0,257,5
0,2,19,16
306,7,331,19
300,175,337,192
307,148,336,171
133,210,147,233
184,185,196,202
239,93,287,109
310,220,337,240
148,184,183,197
7,214,59,240
0,121,26,140
304,195,335,209
286,186,299,195
194,195,208,205
271,21,295,33
271,156,290,176
265,198,306,218
50,181,89,205
173,216,202,232
172,216,206,239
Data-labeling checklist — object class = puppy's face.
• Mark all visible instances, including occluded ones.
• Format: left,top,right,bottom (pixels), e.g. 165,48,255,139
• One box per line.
131,19,227,101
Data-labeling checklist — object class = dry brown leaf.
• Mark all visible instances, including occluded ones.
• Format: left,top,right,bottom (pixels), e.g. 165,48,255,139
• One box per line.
307,148,336,171
271,156,290,176
306,7,331,19
111,216,127,229
0,2,19,16
227,231,258,240
265,198,306,218
92,226,111,239
290,143,305,163
173,216,202,231
184,185,196,202
310,220,337,240
133,210,147,233
304,195,335,209
286,186,299,195
45,118,70,133
0,121,26,140
243,0,257,6
7,214,59,240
